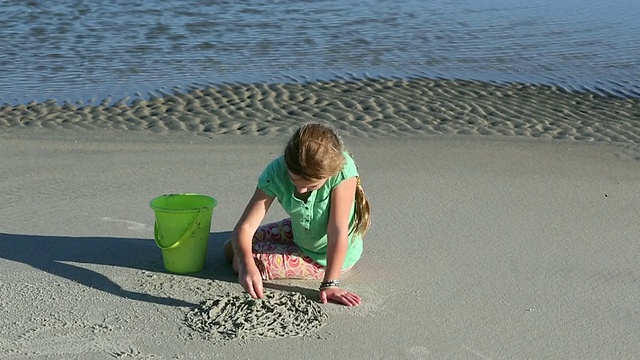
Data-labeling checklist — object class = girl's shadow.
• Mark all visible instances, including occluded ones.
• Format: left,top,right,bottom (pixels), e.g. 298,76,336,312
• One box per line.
0,231,235,307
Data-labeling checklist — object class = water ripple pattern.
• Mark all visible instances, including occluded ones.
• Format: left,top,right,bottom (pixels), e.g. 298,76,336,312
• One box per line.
0,0,639,104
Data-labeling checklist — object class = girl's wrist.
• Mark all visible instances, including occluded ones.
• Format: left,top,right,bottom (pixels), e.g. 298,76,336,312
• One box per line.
319,280,340,290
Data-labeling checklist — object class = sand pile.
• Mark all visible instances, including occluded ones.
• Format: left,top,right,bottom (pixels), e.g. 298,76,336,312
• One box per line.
185,290,327,342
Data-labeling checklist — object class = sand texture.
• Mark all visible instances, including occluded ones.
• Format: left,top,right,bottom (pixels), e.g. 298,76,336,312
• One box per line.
1,78,639,359
1,78,639,145
185,291,327,343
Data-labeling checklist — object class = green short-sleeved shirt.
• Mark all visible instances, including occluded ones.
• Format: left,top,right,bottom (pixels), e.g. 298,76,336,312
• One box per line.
257,152,363,268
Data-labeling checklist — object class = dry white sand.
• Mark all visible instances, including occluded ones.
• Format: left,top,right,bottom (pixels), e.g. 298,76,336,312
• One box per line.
1,78,639,359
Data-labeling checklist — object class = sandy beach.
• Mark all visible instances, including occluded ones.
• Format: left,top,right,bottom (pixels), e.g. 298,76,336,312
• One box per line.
1,78,639,359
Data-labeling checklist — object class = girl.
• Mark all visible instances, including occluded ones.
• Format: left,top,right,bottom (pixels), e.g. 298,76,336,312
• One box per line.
224,122,371,307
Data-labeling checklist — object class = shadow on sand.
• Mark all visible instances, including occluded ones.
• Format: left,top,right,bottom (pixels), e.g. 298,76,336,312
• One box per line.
0,231,237,307
0,231,321,307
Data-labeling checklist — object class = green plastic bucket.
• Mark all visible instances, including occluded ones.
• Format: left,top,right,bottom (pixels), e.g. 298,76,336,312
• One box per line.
149,193,217,274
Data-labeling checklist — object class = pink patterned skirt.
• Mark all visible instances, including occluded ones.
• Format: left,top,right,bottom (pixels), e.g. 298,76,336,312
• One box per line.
252,218,350,280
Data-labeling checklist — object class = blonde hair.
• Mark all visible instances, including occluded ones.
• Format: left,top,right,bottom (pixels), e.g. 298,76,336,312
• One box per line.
284,123,371,237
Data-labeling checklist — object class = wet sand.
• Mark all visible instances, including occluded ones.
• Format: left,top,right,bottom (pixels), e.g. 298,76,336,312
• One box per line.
2,78,639,143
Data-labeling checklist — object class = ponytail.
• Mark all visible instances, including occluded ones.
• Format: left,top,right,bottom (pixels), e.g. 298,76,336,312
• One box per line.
351,177,371,237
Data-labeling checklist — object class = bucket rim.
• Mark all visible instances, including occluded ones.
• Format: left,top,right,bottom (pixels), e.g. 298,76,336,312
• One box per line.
149,193,217,212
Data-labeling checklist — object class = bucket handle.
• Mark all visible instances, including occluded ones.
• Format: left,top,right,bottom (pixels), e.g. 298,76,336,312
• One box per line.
154,211,206,250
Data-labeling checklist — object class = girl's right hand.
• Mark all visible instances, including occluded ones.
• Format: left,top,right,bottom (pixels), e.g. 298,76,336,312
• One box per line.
231,187,273,300
238,259,264,299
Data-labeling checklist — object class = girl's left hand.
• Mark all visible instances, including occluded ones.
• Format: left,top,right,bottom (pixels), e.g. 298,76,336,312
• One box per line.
320,287,362,306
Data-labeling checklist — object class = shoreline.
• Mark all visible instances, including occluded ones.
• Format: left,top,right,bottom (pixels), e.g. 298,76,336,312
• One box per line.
1,77,639,146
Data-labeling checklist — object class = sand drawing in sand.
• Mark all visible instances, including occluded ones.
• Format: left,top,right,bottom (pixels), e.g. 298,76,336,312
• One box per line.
185,290,328,342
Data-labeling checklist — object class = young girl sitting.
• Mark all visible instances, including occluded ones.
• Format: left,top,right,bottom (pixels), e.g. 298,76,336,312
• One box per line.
224,122,371,307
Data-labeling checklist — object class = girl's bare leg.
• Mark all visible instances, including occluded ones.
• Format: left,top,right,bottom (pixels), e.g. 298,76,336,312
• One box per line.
223,238,239,273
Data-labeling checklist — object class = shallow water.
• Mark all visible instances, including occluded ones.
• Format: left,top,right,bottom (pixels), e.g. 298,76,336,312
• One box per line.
0,0,639,105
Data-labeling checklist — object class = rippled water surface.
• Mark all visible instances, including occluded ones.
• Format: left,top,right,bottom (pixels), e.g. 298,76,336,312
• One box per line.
0,0,638,104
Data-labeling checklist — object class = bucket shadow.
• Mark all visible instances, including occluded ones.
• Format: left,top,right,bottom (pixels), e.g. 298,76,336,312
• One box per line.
0,231,235,307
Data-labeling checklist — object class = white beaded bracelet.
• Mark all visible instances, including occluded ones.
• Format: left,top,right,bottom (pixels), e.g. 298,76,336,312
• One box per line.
319,280,340,290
